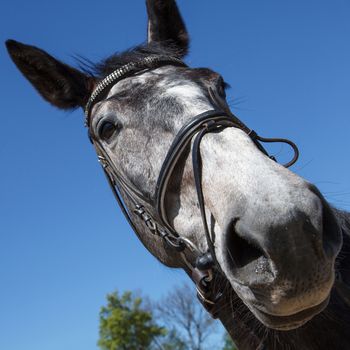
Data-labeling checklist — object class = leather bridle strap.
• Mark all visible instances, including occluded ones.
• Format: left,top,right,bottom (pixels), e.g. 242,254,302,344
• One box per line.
91,139,189,252
155,108,299,252
192,121,225,269
155,111,236,232
90,109,301,317
154,108,300,316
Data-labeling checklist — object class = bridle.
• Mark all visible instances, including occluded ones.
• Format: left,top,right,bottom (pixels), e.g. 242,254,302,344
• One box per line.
84,55,299,320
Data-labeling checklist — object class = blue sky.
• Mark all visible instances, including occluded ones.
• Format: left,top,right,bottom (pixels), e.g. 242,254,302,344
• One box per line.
1,1,350,349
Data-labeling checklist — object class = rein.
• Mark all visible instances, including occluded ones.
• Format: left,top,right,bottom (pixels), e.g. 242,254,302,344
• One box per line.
85,55,299,348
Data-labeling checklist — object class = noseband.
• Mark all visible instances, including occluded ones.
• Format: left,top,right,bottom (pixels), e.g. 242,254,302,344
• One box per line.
85,55,299,318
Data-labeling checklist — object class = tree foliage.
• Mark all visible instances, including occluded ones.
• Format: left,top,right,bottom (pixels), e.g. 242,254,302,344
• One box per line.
98,285,238,350
98,291,165,350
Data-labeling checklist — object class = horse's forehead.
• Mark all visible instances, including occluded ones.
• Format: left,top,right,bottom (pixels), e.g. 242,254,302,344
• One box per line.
106,66,203,98
90,66,205,127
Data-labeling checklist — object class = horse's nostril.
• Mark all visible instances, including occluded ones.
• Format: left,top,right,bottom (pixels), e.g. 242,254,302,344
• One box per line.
227,222,265,269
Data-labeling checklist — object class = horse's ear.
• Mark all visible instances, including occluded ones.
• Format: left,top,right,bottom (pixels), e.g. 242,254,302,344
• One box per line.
5,40,95,110
146,0,189,57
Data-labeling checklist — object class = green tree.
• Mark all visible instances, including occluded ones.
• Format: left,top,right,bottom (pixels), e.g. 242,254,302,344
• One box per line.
98,290,165,350
222,333,238,350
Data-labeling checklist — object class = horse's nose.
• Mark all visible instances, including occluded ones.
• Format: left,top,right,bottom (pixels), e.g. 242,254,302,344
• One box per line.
224,189,342,287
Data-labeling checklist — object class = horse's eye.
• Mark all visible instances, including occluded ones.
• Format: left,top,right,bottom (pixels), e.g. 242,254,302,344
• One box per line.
99,121,119,141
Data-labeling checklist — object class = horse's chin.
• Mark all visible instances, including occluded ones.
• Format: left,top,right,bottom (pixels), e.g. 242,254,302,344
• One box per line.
247,295,330,331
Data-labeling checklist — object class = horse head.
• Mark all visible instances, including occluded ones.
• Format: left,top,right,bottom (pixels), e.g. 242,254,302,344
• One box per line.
6,0,343,334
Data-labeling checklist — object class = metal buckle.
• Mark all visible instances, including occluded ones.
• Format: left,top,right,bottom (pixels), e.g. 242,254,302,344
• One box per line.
98,156,109,169
133,205,157,234
165,236,186,252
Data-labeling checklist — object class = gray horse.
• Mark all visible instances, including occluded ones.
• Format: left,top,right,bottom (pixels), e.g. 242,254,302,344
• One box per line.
6,1,350,349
